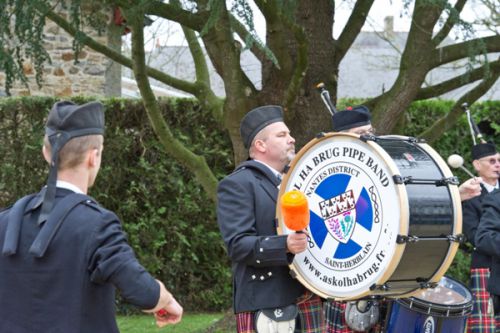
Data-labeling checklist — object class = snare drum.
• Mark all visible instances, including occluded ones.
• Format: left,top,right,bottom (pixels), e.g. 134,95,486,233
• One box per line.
385,276,473,333
276,133,462,300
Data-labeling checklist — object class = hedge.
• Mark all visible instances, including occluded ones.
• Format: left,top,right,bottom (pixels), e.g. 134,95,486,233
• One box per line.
0,96,234,312
0,97,498,311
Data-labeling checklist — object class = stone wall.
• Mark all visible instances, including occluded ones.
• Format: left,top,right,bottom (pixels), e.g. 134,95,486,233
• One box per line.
0,5,121,97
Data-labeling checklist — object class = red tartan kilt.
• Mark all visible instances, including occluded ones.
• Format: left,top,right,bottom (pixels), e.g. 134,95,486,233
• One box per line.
467,268,496,333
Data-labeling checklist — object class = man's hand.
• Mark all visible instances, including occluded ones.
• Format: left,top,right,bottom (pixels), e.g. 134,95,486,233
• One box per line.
287,231,308,254
154,298,183,328
459,177,483,201
144,280,183,327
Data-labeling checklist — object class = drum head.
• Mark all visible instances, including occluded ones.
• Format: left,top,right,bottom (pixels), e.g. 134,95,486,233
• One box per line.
277,133,408,300
398,276,473,317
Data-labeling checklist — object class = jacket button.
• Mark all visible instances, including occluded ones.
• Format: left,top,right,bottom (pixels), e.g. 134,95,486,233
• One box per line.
252,275,256,280
268,272,272,276
260,276,265,280
259,248,263,252
256,260,261,264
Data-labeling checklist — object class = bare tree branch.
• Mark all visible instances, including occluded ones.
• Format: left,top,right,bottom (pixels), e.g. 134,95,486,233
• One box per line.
254,0,294,76
335,0,374,60
420,66,500,143
128,9,218,202
432,0,467,46
415,58,500,100
429,35,500,69
228,13,268,69
128,0,209,31
172,0,224,122
282,16,308,109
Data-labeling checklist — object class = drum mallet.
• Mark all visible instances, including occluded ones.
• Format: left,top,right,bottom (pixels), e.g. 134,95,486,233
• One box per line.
280,190,310,232
447,154,478,180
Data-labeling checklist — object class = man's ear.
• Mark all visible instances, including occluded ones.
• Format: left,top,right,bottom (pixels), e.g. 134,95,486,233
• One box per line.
472,160,481,173
87,148,98,167
42,145,51,163
254,139,267,153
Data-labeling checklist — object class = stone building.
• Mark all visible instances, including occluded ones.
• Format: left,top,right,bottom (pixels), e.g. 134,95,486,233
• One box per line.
0,4,121,97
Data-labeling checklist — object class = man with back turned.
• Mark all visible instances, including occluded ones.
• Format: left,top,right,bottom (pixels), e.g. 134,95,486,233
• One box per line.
0,100,182,332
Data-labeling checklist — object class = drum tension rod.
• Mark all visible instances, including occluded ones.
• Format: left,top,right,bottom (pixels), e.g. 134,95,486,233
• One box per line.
364,136,425,143
396,235,419,244
392,175,459,186
397,234,464,244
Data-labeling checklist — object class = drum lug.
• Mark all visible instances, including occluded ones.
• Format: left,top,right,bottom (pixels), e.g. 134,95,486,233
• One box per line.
370,283,390,291
447,233,465,243
392,175,404,184
435,176,460,186
315,132,326,138
418,281,438,289
359,134,376,142
396,234,419,244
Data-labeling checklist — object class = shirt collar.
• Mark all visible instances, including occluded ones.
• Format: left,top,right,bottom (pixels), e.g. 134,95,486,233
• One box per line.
56,180,85,194
483,180,499,193
253,159,282,179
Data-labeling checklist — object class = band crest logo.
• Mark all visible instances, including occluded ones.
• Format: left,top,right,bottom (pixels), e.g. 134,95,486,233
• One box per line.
319,190,356,243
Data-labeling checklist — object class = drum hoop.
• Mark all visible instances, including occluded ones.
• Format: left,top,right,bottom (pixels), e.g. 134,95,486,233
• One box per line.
396,297,473,317
277,132,410,300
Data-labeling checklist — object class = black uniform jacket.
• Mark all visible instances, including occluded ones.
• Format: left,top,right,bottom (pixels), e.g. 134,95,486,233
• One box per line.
475,189,500,296
0,188,159,333
463,186,493,268
217,160,305,313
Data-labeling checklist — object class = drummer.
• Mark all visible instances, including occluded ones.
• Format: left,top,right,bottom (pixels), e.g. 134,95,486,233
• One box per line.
324,105,377,333
463,142,500,333
216,105,324,333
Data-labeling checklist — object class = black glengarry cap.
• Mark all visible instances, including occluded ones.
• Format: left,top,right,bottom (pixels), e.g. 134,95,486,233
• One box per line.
240,105,284,149
332,105,371,132
472,142,497,160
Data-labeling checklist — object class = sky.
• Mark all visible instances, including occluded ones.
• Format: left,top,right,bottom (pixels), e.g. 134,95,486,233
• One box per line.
134,0,496,50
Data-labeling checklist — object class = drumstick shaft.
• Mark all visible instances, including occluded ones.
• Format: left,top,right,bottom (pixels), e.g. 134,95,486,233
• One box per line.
459,165,476,179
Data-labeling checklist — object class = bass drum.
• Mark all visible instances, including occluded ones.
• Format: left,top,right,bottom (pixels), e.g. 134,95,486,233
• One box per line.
276,133,462,300
385,276,473,333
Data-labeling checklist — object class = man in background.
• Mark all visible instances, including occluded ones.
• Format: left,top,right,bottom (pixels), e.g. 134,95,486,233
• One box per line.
463,142,500,333
324,105,376,333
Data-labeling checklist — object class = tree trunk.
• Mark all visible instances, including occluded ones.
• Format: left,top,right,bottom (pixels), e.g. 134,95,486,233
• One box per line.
261,0,337,149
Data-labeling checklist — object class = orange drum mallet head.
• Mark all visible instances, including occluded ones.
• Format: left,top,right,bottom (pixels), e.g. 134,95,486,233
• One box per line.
280,190,310,231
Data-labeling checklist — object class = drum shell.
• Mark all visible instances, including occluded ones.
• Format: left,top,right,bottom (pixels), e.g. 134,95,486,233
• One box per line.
385,304,467,333
373,138,460,296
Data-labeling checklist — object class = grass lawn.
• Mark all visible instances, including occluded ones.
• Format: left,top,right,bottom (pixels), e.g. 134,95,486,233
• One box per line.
117,313,224,333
